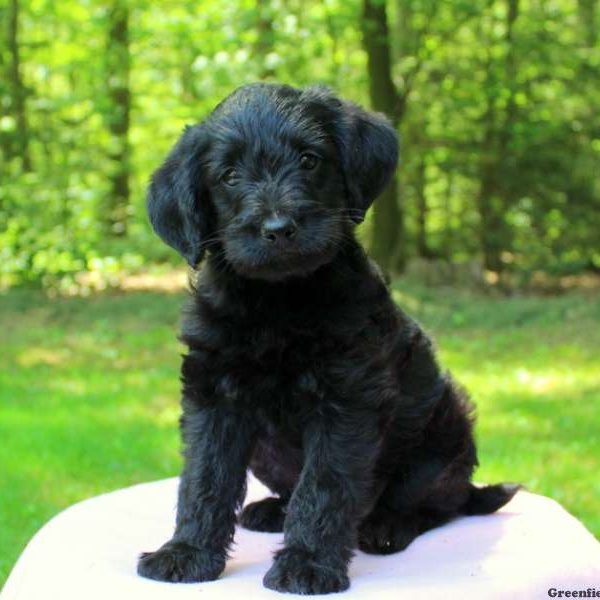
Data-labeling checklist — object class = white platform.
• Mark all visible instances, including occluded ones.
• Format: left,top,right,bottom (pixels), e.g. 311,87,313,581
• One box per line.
2,475,599,599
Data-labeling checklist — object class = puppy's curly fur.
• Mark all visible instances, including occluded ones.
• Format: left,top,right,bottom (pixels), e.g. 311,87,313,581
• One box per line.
137,83,519,595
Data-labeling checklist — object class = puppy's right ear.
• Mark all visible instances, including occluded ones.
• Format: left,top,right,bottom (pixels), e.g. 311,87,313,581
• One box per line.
147,125,211,268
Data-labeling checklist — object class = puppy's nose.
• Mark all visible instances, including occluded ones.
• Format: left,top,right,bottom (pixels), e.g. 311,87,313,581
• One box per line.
260,216,297,243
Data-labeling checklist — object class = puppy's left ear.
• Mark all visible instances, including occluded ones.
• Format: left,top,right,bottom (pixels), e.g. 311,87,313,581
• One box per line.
336,100,399,223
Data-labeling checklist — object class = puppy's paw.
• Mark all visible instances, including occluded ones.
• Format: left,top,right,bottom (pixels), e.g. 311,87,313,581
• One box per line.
137,540,225,583
263,547,349,595
239,497,286,533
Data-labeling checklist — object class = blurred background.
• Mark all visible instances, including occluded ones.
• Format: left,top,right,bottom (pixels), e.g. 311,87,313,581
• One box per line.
0,0,599,586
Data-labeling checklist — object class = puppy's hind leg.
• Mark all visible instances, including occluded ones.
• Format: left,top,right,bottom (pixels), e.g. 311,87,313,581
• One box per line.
358,505,418,554
358,504,453,555
239,495,288,532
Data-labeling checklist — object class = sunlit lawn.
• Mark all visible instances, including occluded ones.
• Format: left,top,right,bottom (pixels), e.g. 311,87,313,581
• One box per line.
1,281,599,586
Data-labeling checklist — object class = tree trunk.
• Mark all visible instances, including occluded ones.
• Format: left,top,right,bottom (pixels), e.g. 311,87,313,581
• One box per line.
104,1,131,236
498,0,519,159
477,0,519,274
414,156,432,258
6,0,32,171
0,4,6,169
477,149,505,272
254,0,276,80
477,74,513,274
361,0,405,274
442,170,455,255
578,0,597,46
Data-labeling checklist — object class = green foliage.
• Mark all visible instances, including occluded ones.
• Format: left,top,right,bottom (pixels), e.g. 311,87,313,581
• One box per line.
0,0,599,287
395,0,600,274
0,283,598,586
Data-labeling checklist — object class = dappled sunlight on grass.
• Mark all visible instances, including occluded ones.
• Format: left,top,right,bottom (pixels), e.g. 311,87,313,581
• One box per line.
16,347,71,367
391,288,423,314
457,368,599,402
0,289,187,582
440,352,598,513
514,368,575,392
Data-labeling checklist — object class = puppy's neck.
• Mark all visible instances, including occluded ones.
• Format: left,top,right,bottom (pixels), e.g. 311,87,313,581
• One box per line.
201,238,383,309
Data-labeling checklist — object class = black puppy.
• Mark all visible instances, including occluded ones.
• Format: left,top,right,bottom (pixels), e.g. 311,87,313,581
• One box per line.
137,83,518,595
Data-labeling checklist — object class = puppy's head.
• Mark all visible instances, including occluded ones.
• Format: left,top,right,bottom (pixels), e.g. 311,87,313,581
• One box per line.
148,83,398,281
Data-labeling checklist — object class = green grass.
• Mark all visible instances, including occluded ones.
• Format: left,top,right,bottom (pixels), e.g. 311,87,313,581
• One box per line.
1,282,599,586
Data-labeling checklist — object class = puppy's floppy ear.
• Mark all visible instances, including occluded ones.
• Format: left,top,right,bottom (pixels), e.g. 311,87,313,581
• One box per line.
336,100,399,223
147,124,211,267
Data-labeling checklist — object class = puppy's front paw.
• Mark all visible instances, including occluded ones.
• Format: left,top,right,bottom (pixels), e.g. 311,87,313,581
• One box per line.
137,540,225,583
263,547,349,595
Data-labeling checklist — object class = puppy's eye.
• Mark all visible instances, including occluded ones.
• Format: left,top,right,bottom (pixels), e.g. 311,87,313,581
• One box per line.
299,153,320,170
221,168,238,186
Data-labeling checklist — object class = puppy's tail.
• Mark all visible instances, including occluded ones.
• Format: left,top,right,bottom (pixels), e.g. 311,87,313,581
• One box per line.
463,482,522,516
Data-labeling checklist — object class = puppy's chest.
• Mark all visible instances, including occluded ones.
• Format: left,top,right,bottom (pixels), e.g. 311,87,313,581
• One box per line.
189,319,340,427
183,289,402,427
221,323,330,400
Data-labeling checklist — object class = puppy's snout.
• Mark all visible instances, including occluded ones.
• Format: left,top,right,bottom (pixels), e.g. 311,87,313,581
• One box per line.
260,215,297,244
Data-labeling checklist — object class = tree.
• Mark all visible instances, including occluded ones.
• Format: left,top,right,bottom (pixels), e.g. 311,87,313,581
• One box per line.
1,0,598,289
5,0,32,171
104,0,131,236
253,0,276,80
475,0,519,274
361,0,405,273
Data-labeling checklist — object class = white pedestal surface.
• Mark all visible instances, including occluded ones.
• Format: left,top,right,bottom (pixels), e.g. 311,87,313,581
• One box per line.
2,475,599,599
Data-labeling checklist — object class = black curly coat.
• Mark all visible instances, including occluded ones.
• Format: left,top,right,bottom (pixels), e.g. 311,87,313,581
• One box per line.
137,83,519,595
